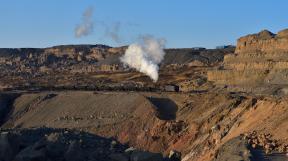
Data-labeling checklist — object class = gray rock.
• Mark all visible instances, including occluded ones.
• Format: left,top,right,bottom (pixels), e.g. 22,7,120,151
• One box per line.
45,133,60,142
168,150,181,161
130,151,163,161
124,147,137,154
110,140,117,150
211,124,220,132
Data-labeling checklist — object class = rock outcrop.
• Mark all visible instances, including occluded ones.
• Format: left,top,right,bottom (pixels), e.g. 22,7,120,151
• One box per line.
208,28,288,93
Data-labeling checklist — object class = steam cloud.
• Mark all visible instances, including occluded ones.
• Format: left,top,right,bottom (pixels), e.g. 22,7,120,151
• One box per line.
104,22,122,43
75,7,137,43
75,7,94,38
120,36,166,82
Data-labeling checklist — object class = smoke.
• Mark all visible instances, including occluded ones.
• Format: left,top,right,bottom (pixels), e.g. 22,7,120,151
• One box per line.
103,22,122,43
75,7,94,38
96,21,124,43
120,35,166,82
75,7,139,44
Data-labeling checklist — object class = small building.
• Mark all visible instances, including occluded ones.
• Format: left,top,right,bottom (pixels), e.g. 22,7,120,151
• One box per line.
164,85,179,92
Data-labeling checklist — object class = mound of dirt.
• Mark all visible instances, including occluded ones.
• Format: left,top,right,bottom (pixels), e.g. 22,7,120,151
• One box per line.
2,92,156,129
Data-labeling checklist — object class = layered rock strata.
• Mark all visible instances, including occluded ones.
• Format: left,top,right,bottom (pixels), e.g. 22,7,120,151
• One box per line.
208,29,288,93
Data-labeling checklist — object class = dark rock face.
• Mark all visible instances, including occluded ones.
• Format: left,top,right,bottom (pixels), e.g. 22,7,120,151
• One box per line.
0,132,19,161
162,47,234,66
0,128,172,161
130,151,163,161
0,94,19,126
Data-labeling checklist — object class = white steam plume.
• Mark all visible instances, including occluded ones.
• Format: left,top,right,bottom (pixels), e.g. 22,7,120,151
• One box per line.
75,7,94,38
120,35,166,82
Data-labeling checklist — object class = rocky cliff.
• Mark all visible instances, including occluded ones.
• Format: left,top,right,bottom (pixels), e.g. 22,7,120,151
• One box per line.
235,29,288,54
208,28,288,94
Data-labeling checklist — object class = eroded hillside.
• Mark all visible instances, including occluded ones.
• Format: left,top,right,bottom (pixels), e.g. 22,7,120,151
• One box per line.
1,29,288,161
0,45,233,91
208,29,288,95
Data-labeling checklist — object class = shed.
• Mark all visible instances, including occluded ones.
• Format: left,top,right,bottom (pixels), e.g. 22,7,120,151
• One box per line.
164,85,179,92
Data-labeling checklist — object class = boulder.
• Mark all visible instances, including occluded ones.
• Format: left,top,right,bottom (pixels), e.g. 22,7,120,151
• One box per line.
124,147,137,154
168,150,181,161
45,133,60,142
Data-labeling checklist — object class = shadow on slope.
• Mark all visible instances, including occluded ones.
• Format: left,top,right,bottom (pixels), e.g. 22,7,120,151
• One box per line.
147,97,178,120
0,127,171,161
0,93,20,126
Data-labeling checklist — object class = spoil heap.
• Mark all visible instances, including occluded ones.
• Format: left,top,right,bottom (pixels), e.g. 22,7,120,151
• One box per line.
208,29,288,94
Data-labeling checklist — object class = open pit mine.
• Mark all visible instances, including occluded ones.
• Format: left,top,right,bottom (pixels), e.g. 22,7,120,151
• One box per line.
0,29,288,161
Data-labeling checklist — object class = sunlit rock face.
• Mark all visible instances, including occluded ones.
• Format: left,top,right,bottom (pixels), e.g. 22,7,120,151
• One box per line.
235,29,288,54
208,28,288,93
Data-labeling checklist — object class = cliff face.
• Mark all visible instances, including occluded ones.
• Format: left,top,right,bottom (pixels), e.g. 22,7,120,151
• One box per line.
208,28,288,94
235,29,288,54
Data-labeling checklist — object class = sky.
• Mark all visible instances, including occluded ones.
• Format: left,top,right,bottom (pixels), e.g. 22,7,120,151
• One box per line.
0,0,287,49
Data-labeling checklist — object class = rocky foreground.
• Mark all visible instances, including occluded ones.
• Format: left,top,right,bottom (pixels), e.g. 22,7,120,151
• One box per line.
0,128,181,161
1,90,288,161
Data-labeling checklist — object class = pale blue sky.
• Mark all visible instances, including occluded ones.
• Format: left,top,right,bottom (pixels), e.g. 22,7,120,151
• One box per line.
0,0,287,48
